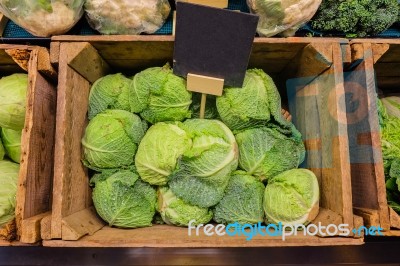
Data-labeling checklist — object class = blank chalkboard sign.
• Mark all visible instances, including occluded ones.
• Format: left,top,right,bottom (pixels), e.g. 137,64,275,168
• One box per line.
173,2,259,88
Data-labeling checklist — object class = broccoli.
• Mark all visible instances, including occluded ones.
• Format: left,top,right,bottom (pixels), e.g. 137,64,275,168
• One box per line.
311,0,398,37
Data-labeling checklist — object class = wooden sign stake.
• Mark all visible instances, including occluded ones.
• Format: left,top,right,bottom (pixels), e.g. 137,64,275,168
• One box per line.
186,73,224,119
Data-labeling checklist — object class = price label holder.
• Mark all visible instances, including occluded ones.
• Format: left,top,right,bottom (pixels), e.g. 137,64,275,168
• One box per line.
173,2,259,118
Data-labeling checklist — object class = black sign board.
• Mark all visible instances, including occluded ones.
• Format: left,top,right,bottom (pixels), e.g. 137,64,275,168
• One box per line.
173,2,259,88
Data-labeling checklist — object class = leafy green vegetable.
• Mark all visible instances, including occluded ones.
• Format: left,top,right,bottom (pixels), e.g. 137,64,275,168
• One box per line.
263,169,320,225
0,74,28,131
381,96,400,119
130,64,192,124
0,130,5,160
90,167,157,228
311,0,398,37
247,0,322,37
190,94,219,119
169,119,238,208
84,0,171,35
1,128,21,163
157,187,212,226
82,110,147,171
135,122,192,186
235,126,305,182
88,73,132,119
0,0,84,37
213,171,265,225
216,69,291,133
0,160,20,227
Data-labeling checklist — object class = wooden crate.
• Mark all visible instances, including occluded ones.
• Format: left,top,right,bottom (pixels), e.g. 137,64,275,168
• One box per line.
43,36,363,247
0,45,57,246
347,39,400,236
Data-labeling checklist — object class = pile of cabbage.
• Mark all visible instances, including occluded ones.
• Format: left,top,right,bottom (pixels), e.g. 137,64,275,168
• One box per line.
0,74,25,230
379,96,400,213
84,64,320,229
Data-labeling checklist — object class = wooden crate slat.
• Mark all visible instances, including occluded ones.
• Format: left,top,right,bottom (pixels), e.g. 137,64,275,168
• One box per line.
349,40,400,232
51,43,92,239
43,225,363,248
0,45,57,244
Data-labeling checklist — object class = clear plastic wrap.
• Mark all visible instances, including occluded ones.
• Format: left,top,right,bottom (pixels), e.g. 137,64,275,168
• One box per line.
0,0,84,37
246,0,322,37
84,0,171,35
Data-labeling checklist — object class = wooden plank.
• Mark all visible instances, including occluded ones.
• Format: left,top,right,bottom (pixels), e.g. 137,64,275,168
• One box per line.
37,47,57,82
0,13,8,37
389,207,400,230
52,35,347,44
314,43,353,228
282,43,332,89
50,42,60,67
290,80,322,182
43,225,363,248
51,58,92,239
13,48,57,243
313,208,343,237
341,43,352,68
40,214,52,240
180,0,228,8
351,43,365,63
0,220,16,242
64,42,110,83
350,39,400,45
371,43,390,64
20,212,51,244
353,208,380,228
61,207,105,241
353,215,364,238
348,43,391,231
5,48,30,71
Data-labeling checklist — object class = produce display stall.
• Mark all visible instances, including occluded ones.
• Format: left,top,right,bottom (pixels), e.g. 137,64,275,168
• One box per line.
0,0,399,265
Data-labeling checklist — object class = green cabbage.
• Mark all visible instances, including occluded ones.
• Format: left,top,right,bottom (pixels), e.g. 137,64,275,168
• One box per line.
213,171,265,225
135,122,192,186
169,119,238,208
235,126,305,182
382,96,400,119
263,168,320,226
0,74,28,131
130,64,192,124
216,69,291,132
88,73,132,119
0,131,5,160
90,167,157,228
190,94,219,119
157,187,212,227
82,109,147,171
1,128,21,163
0,160,20,227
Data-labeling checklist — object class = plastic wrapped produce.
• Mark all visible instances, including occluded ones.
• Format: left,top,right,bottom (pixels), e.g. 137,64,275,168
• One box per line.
246,0,322,37
0,0,84,37
84,0,171,35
